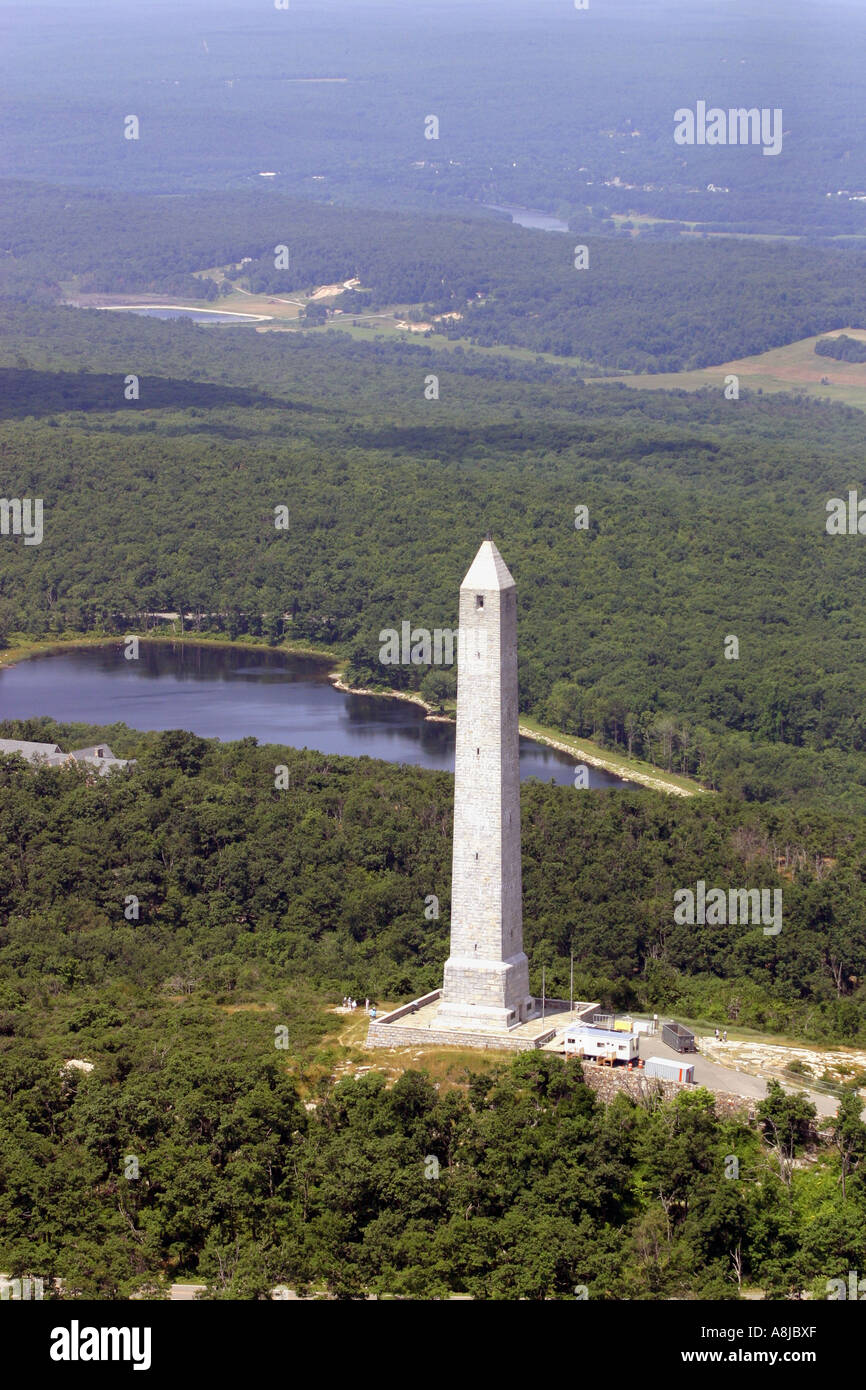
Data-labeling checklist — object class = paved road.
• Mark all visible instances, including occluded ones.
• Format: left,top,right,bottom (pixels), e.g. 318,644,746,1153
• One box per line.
637,1036,841,1117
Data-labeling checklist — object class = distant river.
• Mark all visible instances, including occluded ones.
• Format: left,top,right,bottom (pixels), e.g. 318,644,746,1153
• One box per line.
483,204,570,233
0,643,630,788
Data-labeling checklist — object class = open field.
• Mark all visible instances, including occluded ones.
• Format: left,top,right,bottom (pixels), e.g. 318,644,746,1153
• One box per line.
604,327,866,409
66,282,433,338
319,316,609,371
312,1005,501,1094
60,268,615,371
610,212,801,242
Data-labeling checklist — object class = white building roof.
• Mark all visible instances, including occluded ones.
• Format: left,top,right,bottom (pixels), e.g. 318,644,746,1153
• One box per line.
0,739,63,760
566,1025,638,1045
0,739,133,773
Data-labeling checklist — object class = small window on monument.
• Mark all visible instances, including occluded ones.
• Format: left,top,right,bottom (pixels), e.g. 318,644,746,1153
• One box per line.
475,595,484,608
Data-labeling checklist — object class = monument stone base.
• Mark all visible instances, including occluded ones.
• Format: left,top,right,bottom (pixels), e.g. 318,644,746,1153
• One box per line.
438,951,532,1031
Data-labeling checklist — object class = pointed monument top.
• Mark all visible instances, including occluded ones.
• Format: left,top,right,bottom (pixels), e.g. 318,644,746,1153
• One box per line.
461,538,515,592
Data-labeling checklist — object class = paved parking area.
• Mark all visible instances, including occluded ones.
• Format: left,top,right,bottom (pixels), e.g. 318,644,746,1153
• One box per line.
636,1035,843,1117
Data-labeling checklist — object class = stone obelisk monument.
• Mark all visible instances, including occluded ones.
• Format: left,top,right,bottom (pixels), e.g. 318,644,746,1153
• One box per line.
436,539,533,1032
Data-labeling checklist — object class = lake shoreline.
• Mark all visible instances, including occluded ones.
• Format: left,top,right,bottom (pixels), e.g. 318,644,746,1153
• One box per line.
327,675,697,792
328,675,454,724
515,726,699,797
0,631,342,674
0,632,701,793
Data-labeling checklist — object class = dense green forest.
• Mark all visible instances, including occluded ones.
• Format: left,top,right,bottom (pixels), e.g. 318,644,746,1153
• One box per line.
6,1044,865,1301
3,182,866,371
3,305,866,808
6,0,866,1316
1,725,865,1047
815,335,866,364
1,731,864,1298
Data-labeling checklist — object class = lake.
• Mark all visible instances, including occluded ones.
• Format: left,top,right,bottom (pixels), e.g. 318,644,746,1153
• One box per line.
98,306,269,324
0,643,631,789
483,204,570,233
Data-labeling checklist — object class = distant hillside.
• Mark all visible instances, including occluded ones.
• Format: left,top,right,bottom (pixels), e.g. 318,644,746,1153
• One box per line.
2,183,866,372
2,0,866,237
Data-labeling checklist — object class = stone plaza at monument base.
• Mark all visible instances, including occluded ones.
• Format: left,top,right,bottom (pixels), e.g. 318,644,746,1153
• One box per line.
367,537,590,1054
366,991,601,1053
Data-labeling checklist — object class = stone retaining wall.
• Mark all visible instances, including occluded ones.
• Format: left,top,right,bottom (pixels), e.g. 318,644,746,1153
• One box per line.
580,1063,756,1119
366,1020,555,1051
372,990,442,1025
366,988,558,1050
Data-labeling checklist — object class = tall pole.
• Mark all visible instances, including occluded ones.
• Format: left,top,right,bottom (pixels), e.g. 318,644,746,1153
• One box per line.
542,966,546,1023
570,951,574,1014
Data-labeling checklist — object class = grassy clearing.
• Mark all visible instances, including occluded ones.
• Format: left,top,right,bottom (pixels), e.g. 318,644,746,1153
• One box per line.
610,214,802,243
603,327,866,410
323,318,610,372
320,1006,501,1091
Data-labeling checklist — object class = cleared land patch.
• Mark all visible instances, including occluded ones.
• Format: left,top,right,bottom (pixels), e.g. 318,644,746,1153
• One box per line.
604,328,866,409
